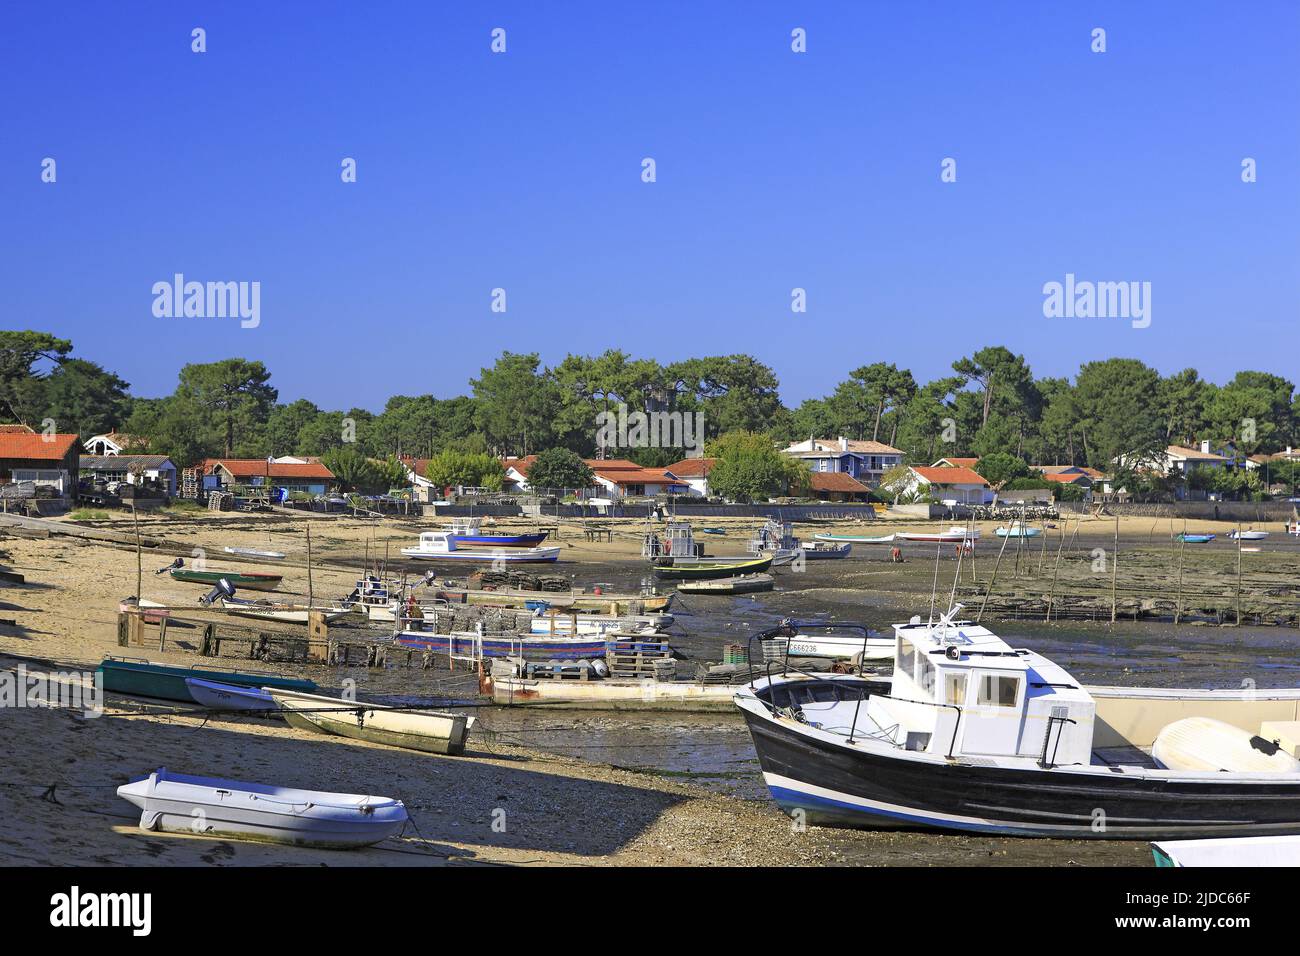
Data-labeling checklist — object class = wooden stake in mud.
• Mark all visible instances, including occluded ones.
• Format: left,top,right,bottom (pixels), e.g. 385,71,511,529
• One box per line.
1045,517,1069,622
306,522,314,607
1235,520,1244,626
977,523,1014,623
132,503,142,604
1175,519,1187,624
1110,514,1119,624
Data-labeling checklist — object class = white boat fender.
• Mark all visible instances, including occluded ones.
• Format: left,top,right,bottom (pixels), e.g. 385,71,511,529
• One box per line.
591,659,609,678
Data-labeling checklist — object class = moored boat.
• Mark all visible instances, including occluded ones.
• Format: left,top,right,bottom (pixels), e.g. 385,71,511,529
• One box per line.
896,526,980,543
97,657,316,703
1152,834,1300,867
1227,530,1269,541
393,629,610,661
445,517,549,549
223,546,286,559
813,532,894,544
267,689,473,755
1174,533,1216,543
653,555,773,581
218,596,352,624
168,568,284,591
117,767,407,848
677,573,774,595
483,665,737,712
184,678,278,712
800,541,853,559
995,523,1041,538
401,531,559,563
735,607,1300,839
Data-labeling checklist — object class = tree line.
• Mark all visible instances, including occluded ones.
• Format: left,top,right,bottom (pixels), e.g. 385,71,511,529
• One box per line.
3,332,1297,486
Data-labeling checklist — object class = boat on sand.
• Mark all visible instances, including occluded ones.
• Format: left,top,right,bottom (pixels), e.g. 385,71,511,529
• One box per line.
267,689,473,755
117,767,407,848
677,573,774,595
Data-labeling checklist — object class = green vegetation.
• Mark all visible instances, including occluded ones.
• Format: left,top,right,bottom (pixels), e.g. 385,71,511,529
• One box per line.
68,509,110,521
704,431,808,502
523,448,594,492
423,448,506,491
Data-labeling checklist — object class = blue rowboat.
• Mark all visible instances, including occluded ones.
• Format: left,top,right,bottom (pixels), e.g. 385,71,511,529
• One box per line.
1174,533,1216,544
184,678,278,712
394,631,609,660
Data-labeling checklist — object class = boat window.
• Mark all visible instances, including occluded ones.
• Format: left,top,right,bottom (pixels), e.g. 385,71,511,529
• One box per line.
916,653,935,695
898,638,916,678
977,673,1020,708
944,673,967,706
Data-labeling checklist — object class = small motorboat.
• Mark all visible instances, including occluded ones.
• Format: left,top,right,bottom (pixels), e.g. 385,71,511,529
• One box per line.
223,546,286,559
184,678,278,712
995,524,1042,538
117,767,408,848
1227,530,1269,541
813,532,894,544
895,526,980,543
652,555,773,581
677,573,775,595
401,531,560,564
800,541,853,559
699,527,727,535
444,517,549,549
1174,533,1216,544
1153,834,1300,867
393,630,609,661
267,689,474,755
219,596,352,624
781,622,893,661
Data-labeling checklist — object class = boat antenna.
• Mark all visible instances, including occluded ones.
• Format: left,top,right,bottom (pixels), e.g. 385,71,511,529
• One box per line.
947,514,970,617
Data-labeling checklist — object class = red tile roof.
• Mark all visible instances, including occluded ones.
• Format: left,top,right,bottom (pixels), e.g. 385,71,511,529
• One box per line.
1042,472,1091,484
808,471,870,493
203,458,335,479
665,457,716,478
0,424,35,434
0,433,80,461
910,466,988,486
934,457,979,468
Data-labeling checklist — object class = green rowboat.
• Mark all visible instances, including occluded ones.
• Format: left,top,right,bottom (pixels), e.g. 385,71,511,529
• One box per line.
169,568,283,591
653,555,773,581
97,657,316,703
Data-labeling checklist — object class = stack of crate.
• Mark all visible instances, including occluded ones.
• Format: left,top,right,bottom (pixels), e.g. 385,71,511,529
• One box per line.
606,637,676,680
722,643,748,666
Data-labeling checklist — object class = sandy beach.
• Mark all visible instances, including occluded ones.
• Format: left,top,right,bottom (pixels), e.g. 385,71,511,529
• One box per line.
2,507,1296,866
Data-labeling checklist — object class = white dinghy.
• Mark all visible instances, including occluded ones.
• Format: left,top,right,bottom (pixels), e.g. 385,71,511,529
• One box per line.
116,767,408,848
1153,834,1300,867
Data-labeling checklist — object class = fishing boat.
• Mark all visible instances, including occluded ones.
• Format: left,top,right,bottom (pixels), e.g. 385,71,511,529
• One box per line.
184,678,278,712
483,661,737,712
117,768,407,848
168,568,283,591
780,622,894,661
526,609,669,636
267,689,473,755
1174,533,1216,544
735,606,1300,838
800,541,853,559
223,546,286,559
896,526,980,543
747,519,801,567
653,555,773,581
813,532,895,544
218,596,352,624
677,573,774,595
1152,835,1300,867
995,523,1042,538
401,531,560,563
445,517,549,549
1227,530,1270,541
393,629,610,661
97,657,316,703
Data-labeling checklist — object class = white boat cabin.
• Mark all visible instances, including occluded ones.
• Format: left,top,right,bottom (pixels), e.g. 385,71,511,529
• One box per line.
863,608,1095,766
409,531,458,554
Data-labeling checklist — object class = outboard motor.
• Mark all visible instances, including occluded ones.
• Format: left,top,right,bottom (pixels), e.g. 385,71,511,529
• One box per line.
198,578,237,607
156,557,184,575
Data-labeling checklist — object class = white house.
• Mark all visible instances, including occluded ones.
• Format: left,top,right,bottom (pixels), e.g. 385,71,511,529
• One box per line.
503,456,688,499
664,457,715,497
896,466,991,505
781,437,904,488
1162,442,1232,476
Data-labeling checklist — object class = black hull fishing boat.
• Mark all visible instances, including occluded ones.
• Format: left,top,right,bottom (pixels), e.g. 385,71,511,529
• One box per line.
735,611,1300,839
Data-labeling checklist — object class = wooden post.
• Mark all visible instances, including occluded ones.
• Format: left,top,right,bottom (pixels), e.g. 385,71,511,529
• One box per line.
132,504,142,603
1045,518,1069,622
306,522,314,607
1174,520,1187,624
158,616,168,652
1110,514,1119,624
1235,521,1244,626
977,524,1014,623
308,610,328,660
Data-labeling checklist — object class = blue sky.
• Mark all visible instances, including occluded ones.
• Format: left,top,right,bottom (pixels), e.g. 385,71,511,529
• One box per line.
3,1,1297,410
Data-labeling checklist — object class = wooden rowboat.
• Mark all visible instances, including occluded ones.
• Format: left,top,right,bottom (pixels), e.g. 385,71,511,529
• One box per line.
677,573,774,595
653,555,773,581
97,657,316,703
267,689,474,755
